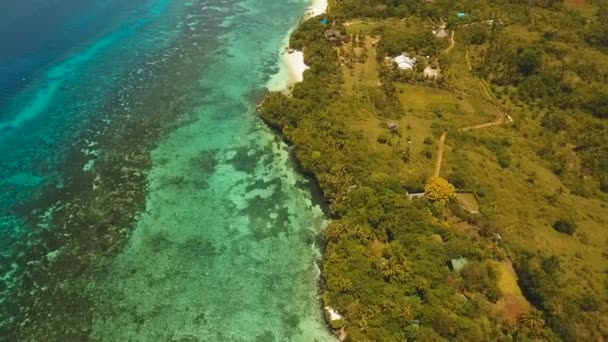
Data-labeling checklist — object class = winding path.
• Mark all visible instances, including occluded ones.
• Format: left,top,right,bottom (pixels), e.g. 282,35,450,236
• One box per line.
433,99,512,177
443,30,456,54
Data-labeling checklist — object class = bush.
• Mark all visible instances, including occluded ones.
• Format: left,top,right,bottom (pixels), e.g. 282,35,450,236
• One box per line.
600,175,608,193
541,256,560,274
424,147,433,159
516,48,542,76
497,151,511,168
377,133,389,144
447,171,471,190
552,219,576,236
461,261,503,302
329,318,344,329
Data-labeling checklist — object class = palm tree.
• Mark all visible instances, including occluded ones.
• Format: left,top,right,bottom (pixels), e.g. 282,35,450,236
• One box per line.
324,251,342,265
518,309,545,336
381,257,404,282
398,305,414,326
336,277,353,292
324,223,346,242
358,317,369,332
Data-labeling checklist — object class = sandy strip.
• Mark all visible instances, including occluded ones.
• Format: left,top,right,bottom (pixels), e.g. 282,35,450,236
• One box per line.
266,0,328,92
266,48,309,92
308,0,328,16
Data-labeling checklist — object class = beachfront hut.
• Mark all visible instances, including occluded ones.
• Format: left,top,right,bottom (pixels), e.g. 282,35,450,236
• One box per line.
393,53,416,70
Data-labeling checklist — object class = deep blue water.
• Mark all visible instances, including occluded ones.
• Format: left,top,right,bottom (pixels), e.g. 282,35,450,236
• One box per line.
0,0,172,222
0,1,155,111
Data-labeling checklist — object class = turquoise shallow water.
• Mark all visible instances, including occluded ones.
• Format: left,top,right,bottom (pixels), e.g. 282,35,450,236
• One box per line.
90,1,334,340
0,0,335,340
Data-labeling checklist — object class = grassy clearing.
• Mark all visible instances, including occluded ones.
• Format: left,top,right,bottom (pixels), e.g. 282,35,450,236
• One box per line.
456,193,480,212
344,20,382,35
503,24,541,43
493,261,531,322
344,18,427,36
397,84,455,111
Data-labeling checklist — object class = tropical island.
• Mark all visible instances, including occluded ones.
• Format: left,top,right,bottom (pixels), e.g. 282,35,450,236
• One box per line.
260,0,608,340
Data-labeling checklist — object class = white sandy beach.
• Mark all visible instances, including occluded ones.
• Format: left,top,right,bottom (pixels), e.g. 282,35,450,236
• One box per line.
266,0,327,92
309,0,328,17
266,47,310,92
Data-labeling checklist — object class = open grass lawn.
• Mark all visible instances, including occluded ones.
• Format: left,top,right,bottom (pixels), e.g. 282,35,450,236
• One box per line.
344,20,383,35
503,24,541,44
397,83,500,129
456,192,480,212
396,84,456,111
344,17,427,36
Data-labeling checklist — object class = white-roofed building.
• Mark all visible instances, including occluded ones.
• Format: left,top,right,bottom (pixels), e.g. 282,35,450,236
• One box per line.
393,53,416,70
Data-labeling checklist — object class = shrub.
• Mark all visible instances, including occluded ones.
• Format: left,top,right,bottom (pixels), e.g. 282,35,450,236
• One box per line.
541,256,560,274
377,133,389,144
600,175,608,193
552,219,576,236
447,171,471,190
497,151,511,168
461,261,503,302
424,147,433,160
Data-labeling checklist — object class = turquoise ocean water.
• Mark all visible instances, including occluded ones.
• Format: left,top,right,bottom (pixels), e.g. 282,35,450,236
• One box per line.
0,0,334,340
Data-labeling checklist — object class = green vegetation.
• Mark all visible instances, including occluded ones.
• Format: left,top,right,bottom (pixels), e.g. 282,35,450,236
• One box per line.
552,219,577,236
424,176,456,205
261,0,608,340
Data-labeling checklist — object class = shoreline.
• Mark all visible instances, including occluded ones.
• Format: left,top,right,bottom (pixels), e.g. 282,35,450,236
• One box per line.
266,0,327,92
263,0,338,340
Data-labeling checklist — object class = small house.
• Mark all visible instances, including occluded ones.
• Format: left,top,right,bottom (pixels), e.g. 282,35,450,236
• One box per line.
449,257,469,271
434,28,448,39
325,29,343,42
